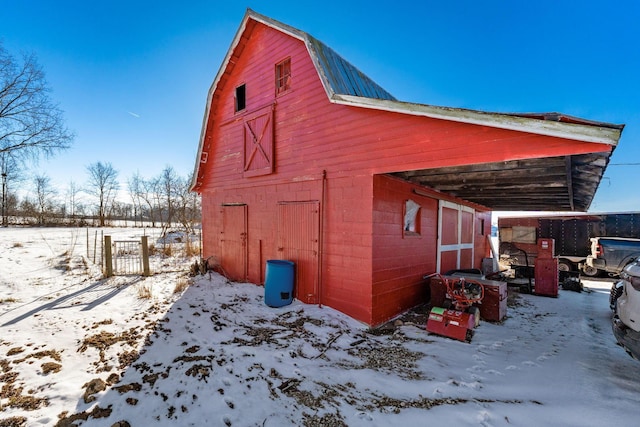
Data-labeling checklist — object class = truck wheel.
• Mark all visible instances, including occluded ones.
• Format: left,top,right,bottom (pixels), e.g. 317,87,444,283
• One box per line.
582,265,600,277
558,260,572,272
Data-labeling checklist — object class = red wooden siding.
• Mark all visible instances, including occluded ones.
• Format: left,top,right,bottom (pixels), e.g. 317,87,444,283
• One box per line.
197,23,611,197
197,21,593,325
372,175,434,324
200,175,373,324
371,175,491,325
277,201,320,304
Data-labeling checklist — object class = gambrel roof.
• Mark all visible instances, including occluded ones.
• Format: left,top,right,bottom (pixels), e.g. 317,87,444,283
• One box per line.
192,9,624,211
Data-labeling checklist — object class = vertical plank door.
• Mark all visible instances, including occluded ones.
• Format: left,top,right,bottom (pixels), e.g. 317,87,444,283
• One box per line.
221,204,248,281
277,201,320,304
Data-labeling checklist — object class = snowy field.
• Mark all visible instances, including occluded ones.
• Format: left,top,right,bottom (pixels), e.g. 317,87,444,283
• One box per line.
1,227,639,427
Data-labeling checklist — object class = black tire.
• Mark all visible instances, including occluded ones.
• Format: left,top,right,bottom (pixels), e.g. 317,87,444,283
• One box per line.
558,260,572,272
582,265,600,277
465,329,474,342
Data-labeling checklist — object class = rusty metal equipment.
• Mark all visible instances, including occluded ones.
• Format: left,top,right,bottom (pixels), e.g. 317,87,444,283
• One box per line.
424,273,485,342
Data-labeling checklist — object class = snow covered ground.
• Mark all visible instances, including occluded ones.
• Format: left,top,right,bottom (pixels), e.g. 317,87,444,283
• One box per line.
1,227,639,427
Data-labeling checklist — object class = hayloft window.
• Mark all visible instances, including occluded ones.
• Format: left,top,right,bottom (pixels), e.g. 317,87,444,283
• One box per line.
275,58,291,94
404,199,421,236
235,84,246,112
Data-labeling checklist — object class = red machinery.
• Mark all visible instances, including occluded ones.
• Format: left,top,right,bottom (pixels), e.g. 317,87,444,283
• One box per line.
425,273,484,342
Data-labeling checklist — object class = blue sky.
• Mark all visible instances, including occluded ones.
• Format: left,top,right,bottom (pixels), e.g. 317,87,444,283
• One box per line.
3,0,639,212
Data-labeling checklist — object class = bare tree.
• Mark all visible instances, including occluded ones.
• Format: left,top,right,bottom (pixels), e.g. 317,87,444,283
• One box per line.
127,172,144,227
159,166,178,231
65,180,81,219
34,174,56,225
0,42,74,160
85,161,119,226
175,173,201,233
138,176,160,228
20,197,37,223
1,151,20,226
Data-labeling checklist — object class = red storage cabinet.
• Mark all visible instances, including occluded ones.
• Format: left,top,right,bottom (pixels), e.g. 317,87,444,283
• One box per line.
534,238,559,297
478,280,507,322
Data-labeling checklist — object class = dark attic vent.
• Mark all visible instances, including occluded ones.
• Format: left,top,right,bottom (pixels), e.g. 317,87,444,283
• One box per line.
235,84,246,112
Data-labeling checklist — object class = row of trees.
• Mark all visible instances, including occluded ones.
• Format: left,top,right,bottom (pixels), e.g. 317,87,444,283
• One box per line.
1,42,200,231
1,162,201,231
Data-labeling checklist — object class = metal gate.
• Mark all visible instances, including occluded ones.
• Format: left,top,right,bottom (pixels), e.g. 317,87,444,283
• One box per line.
104,235,150,277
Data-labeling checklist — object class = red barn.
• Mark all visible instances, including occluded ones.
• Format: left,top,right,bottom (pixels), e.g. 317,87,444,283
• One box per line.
190,10,623,326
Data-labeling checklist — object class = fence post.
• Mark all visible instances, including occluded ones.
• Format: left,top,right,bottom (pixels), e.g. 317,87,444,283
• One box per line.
93,230,98,264
104,235,113,277
141,235,150,276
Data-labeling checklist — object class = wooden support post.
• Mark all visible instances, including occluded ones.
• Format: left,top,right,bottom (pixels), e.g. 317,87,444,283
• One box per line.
104,235,113,277
141,235,150,276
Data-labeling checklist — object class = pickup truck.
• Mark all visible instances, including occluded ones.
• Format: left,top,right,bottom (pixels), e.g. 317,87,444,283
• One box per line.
586,237,640,276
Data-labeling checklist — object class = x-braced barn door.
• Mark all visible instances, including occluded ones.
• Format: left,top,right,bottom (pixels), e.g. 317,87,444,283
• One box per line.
243,104,274,177
437,200,475,273
221,204,248,281
277,201,320,304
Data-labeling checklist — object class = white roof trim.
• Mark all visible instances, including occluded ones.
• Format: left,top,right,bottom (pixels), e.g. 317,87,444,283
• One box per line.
331,94,622,146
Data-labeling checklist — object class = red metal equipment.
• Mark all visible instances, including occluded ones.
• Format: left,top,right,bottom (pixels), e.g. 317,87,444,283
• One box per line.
427,307,476,342
534,238,559,297
425,273,485,342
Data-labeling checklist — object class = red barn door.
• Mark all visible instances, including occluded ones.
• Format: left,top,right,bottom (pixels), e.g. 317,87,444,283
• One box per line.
437,201,475,273
221,204,248,281
277,201,320,304
243,104,274,177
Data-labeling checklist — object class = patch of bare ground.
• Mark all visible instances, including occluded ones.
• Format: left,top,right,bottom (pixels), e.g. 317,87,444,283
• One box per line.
14,349,62,363
0,417,28,427
41,362,62,374
344,343,426,380
364,396,526,414
113,382,142,394
54,405,112,427
5,348,24,357
1,356,49,411
117,350,140,369
302,412,348,427
78,328,142,371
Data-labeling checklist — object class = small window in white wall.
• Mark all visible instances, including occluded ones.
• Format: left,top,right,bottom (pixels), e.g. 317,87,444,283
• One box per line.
404,199,421,236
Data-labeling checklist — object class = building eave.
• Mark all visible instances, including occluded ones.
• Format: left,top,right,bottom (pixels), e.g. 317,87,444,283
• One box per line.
331,94,623,146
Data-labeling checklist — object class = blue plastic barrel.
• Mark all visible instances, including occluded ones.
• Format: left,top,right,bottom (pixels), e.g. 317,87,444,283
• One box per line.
264,260,295,307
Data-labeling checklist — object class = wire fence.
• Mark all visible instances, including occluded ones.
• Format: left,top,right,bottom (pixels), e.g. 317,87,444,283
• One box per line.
85,229,104,267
